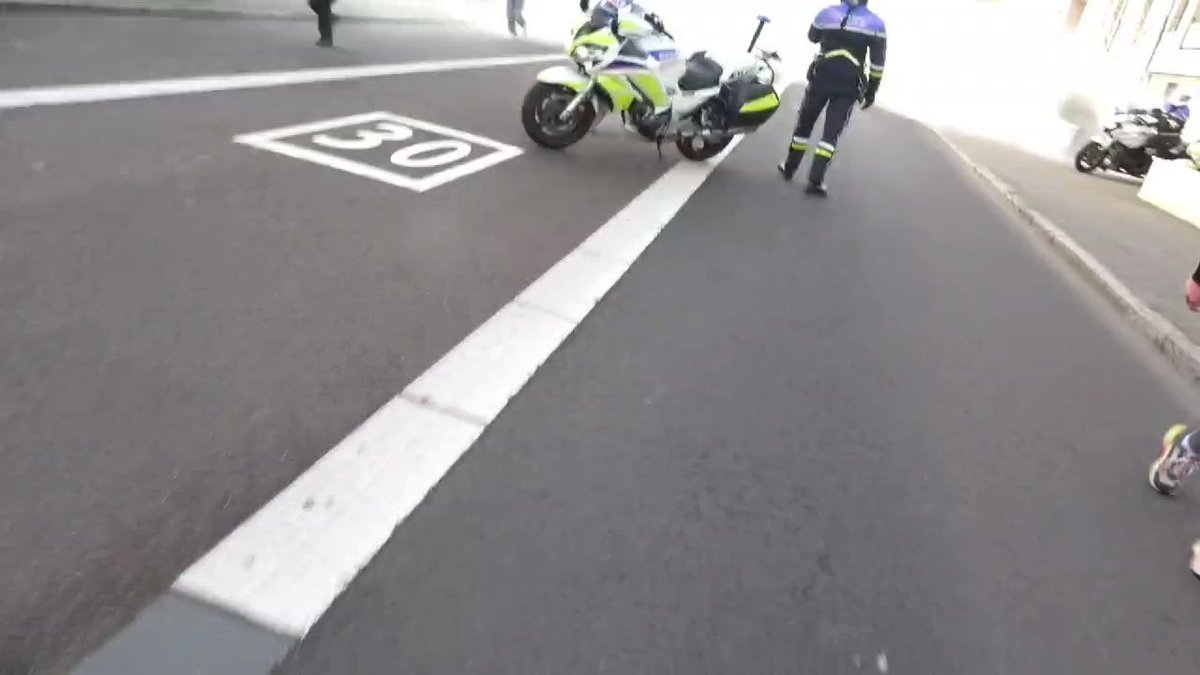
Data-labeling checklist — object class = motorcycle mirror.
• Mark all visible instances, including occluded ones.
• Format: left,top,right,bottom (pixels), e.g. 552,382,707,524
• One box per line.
748,15,771,53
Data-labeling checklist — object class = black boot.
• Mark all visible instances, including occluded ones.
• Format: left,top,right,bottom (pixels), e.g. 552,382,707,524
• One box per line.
807,153,832,196
778,153,803,181
779,137,807,181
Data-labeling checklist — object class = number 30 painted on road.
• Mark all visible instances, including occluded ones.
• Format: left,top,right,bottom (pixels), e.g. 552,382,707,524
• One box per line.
312,121,472,169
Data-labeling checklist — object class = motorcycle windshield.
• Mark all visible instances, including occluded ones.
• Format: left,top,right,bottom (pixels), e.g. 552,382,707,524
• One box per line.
592,0,651,16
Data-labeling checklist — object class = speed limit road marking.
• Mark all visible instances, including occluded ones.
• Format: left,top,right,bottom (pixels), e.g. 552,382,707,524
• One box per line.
234,111,523,193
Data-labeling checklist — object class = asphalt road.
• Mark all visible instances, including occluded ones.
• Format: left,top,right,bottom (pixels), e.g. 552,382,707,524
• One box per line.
0,14,672,674
8,11,1200,675
278,93,1200,673
0,10,555,89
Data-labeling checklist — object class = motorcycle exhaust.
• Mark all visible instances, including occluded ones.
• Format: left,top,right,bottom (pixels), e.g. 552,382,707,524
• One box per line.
666,127,754,142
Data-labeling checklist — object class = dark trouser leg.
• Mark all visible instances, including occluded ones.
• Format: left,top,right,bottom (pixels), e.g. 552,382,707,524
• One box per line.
310,0,332,43
808,94,856,187
781,89,827,176
507,0,525,33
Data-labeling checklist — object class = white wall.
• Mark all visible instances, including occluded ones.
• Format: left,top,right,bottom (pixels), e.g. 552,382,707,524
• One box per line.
1149,0,1200,81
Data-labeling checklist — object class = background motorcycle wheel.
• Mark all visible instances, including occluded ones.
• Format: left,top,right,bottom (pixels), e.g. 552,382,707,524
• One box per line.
522,83,596,150
676,135,732,161
1073,141,1105,173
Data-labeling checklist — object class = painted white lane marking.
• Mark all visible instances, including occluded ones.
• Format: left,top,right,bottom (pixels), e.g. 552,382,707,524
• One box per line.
174,137,745,638
0,54,562,110
235,112,522,192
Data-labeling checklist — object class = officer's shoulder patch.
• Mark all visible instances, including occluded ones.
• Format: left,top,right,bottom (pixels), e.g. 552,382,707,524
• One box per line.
845,10,885,36
813,4,846,29
864,10,886,35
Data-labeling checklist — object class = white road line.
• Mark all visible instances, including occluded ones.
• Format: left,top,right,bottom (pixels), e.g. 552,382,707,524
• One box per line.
0,54,562,110
173,136,745,638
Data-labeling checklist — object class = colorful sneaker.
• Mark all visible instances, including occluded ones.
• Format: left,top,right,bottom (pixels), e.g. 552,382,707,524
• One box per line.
1191,540,1200,579
1149,424,1194,495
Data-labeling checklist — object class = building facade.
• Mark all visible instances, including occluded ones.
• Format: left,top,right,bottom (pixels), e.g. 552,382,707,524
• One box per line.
1073,0,1200,110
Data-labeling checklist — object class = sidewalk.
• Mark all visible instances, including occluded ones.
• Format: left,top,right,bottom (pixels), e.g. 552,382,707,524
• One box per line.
946,132,1200,375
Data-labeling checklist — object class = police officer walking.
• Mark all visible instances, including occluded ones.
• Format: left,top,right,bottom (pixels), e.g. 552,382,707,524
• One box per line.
778,0,886,196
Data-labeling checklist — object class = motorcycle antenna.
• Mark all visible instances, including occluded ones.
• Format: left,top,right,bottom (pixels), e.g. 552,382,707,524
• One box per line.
748,15,770,53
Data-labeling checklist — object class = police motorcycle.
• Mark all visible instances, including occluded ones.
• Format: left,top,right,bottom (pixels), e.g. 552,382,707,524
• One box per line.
1074,107,1189,178
520,1,783,161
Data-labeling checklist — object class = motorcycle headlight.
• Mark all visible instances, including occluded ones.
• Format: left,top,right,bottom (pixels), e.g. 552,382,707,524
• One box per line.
572,44,607,67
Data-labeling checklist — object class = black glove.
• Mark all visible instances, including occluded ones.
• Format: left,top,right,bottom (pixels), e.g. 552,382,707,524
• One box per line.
579,0,588,11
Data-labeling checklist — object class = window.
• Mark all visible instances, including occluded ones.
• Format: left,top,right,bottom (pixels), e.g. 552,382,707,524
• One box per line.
1066,0,1089,29
1135,0,1156,39
1185,0,1200,47
1106,0,1131,48
1165,0,1188,31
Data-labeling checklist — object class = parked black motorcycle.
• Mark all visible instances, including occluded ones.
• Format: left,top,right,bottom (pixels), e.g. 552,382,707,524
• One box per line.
1074,108,1188,178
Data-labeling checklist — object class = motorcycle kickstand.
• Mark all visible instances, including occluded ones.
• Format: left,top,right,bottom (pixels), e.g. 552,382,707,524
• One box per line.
655,134,665,160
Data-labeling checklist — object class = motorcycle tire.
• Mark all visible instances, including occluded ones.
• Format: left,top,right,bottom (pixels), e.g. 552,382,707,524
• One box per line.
1074,141,1105,173
676,135,732,161
522,83,596,150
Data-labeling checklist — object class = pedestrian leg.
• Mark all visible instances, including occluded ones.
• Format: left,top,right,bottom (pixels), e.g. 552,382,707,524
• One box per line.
779,89,827,180
506,0,525,35
310,0,333,46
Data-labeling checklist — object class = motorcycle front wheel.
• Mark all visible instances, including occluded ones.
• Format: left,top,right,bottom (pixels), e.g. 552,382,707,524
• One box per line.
676,135,732,161
522,83,596,150
1074,141,1106,173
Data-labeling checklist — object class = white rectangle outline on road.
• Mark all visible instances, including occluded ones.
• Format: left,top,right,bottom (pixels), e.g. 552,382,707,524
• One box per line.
174,137,746,639
0,54,562,110
234,111,524,192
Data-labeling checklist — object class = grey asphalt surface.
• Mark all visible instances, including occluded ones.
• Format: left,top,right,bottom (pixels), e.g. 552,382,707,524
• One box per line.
947,132,1200,350
0,16,671,674
279,96,1200,673
0,11,555,89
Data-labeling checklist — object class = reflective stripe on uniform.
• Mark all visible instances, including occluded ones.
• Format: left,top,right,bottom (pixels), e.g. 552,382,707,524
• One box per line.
814,141,836,158
791,136,809,151
870,63,884,79
822,49,861,67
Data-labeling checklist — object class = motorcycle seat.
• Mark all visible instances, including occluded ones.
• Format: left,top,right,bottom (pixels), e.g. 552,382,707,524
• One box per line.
679,51,723,91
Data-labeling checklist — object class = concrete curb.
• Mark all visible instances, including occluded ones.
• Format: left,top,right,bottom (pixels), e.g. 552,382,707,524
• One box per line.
934,128,1200,385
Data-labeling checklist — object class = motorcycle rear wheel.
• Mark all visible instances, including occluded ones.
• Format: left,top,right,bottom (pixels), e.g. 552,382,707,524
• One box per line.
1074,142,1105,173
676,135,732,161
522,83,596,150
